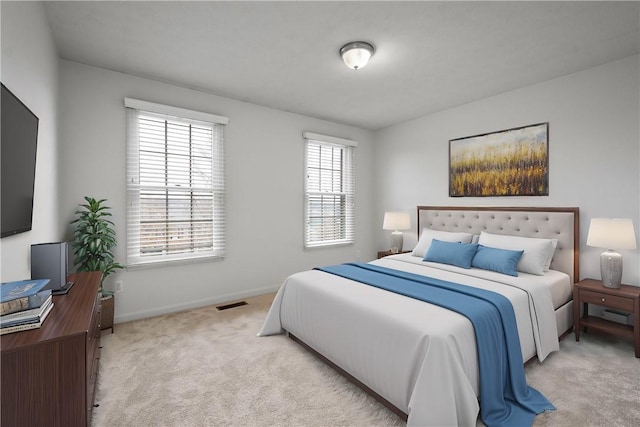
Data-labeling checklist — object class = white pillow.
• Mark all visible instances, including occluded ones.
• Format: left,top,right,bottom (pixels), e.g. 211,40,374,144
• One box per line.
412,228,474,258
543,239,558,272
477,231,557,275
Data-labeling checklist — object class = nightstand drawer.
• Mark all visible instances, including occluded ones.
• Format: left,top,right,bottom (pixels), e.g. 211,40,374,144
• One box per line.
581,290,634,312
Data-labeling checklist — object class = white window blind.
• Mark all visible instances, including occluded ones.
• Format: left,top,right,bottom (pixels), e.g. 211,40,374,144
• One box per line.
125,99,227,267
303,132,356,248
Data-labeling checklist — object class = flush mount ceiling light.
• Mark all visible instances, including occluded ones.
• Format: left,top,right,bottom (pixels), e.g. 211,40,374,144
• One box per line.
339,41,375,70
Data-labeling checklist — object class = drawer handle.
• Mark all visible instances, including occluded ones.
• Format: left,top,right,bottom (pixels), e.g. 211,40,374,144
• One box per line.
601,298,606,302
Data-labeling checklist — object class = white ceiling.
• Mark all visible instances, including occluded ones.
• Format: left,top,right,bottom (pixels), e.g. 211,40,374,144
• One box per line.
43,1,640,131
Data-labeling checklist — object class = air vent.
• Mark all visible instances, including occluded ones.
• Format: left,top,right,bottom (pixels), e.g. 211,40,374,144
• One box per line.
216,301,248,311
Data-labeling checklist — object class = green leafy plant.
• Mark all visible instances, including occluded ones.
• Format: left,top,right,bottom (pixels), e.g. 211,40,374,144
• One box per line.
70,197,124,296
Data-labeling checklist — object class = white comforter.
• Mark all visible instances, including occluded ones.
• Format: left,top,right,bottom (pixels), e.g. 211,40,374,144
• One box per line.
258,254,561,426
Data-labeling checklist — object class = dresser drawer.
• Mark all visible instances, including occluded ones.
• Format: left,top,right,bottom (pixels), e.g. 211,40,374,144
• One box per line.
86,291,101,422
581,289,634,312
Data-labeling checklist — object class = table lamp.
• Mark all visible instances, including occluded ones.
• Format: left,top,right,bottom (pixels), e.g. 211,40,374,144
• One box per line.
383,212,411,253
586,218,637,288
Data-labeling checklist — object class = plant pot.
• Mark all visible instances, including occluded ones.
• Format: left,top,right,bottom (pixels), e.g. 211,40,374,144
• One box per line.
101,294,115,333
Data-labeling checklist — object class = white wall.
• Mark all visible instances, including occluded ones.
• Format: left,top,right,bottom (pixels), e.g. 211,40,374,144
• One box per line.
374,55,640,286
0,2,61,281
58,61,375,322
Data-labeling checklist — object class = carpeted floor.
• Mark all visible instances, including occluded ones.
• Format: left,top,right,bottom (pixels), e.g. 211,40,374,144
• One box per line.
92,293,640,426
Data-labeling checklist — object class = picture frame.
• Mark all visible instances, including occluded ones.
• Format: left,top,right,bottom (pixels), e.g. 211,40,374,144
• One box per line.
449,122,549,197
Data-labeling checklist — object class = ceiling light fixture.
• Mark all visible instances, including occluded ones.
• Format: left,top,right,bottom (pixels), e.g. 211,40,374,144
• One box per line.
339,41,375,70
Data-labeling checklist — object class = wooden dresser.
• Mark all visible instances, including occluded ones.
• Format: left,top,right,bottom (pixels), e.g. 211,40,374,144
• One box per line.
1,271,103,427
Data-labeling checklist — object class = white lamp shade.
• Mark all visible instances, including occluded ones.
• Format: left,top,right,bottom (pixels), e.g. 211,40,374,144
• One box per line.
587,218,637,250
383,212,411,231
342,48,371,69
340,41,375,70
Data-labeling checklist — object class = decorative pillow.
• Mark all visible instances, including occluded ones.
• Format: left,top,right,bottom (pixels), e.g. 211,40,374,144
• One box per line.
471,245,524,277
423,239,479,269
477,231,556,276
412,228,474,258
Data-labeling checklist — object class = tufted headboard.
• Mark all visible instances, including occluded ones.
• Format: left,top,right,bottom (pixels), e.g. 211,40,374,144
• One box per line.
417,206,579,283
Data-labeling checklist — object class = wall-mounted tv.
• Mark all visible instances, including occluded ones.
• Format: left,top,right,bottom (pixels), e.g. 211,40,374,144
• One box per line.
1,83,39,238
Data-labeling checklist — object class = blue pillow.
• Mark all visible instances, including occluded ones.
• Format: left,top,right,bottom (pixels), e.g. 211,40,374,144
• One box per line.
471,245,524,276
423,239,479,269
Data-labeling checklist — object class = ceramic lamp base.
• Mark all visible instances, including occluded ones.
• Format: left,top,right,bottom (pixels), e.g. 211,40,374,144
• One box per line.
600,249,622,288
390,231,403,254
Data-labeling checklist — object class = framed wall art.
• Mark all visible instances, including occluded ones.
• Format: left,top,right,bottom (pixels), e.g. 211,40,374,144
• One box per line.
449,122,549,197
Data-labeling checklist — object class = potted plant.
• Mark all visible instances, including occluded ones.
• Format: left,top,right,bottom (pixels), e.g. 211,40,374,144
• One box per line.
70,196,124,332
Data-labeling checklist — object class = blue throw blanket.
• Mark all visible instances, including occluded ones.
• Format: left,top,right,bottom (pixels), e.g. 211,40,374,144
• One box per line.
315,262,554,427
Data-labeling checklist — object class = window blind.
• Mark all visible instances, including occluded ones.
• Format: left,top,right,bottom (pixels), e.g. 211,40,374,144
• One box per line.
303,132,356,248
125,100,227,267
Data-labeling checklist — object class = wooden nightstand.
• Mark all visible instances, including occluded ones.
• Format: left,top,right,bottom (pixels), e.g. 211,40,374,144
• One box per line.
377,250,410,259
573,278,640,357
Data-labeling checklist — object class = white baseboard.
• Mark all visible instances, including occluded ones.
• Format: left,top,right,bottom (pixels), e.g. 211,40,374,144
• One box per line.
114,284,280,324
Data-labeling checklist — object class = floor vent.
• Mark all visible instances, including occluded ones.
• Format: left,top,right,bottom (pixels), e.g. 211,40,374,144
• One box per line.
216,301,248,311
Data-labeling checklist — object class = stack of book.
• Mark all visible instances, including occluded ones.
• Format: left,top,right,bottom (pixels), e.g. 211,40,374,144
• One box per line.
1,279,53,335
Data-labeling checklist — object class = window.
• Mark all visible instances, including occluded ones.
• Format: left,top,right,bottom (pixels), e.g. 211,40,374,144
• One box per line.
125,98,228,267
303,132,356,247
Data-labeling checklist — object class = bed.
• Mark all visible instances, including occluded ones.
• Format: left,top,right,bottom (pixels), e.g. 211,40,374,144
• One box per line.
259,206,579,426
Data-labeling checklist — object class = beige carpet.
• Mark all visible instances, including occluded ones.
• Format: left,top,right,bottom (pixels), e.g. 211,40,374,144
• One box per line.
93,293,640,426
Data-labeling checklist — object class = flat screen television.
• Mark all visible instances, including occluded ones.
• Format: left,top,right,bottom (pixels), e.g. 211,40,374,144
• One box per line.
1,83,39,238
